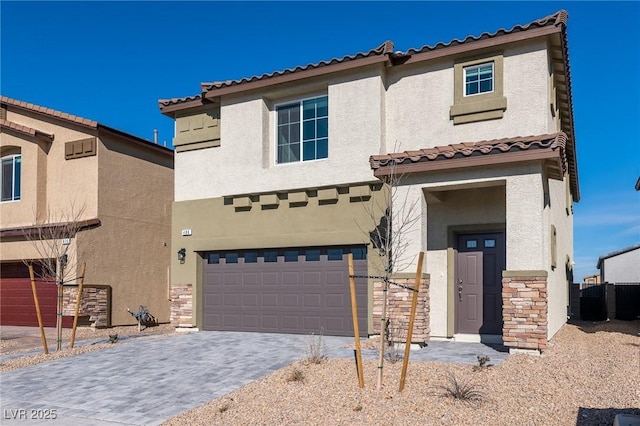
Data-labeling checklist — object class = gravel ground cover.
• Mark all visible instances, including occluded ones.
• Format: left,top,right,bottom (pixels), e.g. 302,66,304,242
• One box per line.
0,323,176,372
163,320,639,426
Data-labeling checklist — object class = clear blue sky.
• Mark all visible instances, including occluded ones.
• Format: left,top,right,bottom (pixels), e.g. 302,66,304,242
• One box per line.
2,1,638,281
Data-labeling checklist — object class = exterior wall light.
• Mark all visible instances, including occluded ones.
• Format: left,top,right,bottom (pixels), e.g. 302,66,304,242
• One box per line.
178,248,186,264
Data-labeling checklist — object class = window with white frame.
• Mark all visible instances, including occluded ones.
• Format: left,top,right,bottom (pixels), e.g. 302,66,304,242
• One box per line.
276,95,328,164
1,154,21,202
464,62,494,96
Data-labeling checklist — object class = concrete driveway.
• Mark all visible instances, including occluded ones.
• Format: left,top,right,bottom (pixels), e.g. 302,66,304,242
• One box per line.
0,331,507,425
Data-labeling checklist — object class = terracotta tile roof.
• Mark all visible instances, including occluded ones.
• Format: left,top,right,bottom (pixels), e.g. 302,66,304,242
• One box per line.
402,10,567,56
0,118,55,141
370,133,577,201
158,94,202,109
200,41,394,93
160,11,567,110
1,96,97,128
1,96,172,155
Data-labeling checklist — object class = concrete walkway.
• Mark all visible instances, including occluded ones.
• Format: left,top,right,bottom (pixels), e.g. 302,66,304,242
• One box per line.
0,331,508,425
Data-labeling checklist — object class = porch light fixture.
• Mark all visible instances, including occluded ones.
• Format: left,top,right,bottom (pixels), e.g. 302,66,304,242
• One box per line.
177,248,186,264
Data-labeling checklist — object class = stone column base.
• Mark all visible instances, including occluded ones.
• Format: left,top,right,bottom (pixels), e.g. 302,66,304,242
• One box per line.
170,284,193,328
502,271,548,352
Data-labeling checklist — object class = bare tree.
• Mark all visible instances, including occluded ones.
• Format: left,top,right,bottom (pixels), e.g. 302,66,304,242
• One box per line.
22,204,92,351
361,146,421,390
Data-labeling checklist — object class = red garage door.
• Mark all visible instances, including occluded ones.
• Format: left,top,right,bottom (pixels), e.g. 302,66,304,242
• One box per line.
0,263,60,327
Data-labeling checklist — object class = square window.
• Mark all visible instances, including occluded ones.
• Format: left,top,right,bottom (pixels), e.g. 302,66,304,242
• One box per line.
484,239,496,248
284,250,299,262
327,248,343,261
263,251,278,262
466,240,478,249
276,96,328,164
244,252,258,263
225,253,238,263
305,249,321,261
208,253,220,264
463,62,494,97
351,247,367,260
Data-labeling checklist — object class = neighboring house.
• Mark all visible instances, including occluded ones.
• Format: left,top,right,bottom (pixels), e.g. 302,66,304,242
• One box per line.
159,10,578,353
597,244,640,283
0,96,174,327
583,274,601,285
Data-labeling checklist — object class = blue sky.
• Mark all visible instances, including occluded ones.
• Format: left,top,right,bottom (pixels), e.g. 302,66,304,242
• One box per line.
1,1,638,280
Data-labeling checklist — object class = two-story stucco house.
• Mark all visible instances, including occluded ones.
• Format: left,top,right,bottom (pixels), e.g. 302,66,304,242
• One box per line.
160,10,578,353
0,96,174,327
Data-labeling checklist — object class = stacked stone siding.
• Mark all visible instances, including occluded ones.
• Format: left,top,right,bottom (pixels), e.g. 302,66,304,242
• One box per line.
373,275,430,343
502,271,548,351
170,284,193,327
62,285,110,327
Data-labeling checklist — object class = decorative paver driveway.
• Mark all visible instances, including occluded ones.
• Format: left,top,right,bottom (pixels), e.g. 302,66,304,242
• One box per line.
0,331,507,425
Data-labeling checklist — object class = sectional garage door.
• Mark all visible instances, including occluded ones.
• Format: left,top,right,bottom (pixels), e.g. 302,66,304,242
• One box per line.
0,262,59,327
203,246,368,336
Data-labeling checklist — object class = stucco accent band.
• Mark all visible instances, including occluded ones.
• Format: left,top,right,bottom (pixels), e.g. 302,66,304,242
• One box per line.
502,272,548,352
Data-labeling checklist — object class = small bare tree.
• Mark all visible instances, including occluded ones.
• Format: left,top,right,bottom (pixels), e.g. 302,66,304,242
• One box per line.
361,145,421,390
22,204,92,351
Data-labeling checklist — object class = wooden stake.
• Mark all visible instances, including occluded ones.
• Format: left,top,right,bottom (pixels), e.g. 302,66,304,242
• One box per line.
399,251,424,392
29,264,49,355
347,254,365,388
377,277,388,390
70,262,86,349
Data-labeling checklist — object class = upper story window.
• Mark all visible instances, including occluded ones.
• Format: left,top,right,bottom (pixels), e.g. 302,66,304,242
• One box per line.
464,62,494,96
1,153,21,202
450,53,507,125
276,96,328,164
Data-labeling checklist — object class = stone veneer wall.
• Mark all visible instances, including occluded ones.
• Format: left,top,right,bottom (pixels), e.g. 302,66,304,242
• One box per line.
170,284,193,327
373,275,430,343
63,285,111,327
502,271,548,351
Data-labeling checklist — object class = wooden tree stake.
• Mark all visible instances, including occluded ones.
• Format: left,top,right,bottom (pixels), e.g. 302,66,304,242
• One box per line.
70,262,86,349
29,264,49,355
347,254,365,388
399,251,424,392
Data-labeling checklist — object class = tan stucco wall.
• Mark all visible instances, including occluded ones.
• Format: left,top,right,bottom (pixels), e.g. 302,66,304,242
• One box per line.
174,65,387,201
89,134,173,325
171,185,387,331
1,108,99,225
546,175,572,338
385,40,551,151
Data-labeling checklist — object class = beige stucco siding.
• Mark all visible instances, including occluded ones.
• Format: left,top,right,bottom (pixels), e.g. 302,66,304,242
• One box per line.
546,176,572,338
385,40,551,151
1,110,99,226
93,135,173,325
390,162,547,337
174,67,386,201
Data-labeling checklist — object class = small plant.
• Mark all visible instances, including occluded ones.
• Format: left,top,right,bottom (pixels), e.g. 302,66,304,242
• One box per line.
353,404,363,412
303,330,327,364
286,368,305,383
108,334,118,344
473,355,493,371
218,404,229,413
438,372,483,405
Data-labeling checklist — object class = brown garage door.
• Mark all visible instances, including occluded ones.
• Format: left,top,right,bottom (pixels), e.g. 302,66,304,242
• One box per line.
0,262,59,327
203,246,368,336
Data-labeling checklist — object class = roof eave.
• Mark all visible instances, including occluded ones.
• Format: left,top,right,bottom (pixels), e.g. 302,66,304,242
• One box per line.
202,54,390,101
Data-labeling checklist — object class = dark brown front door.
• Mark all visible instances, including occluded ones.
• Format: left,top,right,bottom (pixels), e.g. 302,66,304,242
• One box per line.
455,232,505,335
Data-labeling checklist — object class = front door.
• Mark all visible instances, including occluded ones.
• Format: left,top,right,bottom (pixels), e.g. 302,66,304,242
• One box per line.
455,232,505,335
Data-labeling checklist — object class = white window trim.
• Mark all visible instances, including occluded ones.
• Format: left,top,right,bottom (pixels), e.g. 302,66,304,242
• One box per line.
463,62,495,98
1,153,21,203
273,95,328,166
